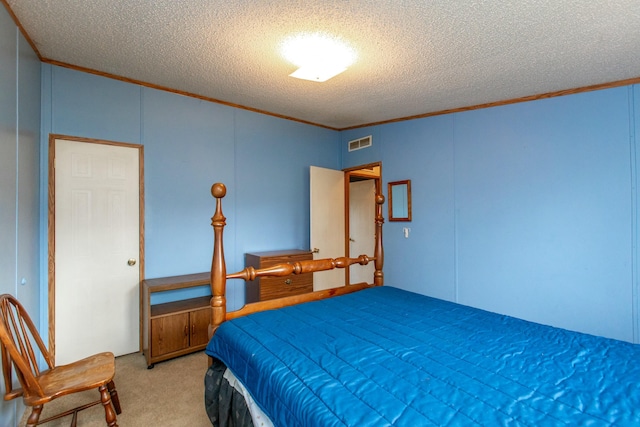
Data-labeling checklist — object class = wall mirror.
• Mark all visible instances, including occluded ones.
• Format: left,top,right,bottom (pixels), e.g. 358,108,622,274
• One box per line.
388,180,412,221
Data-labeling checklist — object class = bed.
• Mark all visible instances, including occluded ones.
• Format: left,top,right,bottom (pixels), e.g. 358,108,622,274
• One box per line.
203,182,640,426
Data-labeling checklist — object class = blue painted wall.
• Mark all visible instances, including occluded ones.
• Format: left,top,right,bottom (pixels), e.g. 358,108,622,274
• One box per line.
0,6,41,425
343,86,639,343
40,65,341,310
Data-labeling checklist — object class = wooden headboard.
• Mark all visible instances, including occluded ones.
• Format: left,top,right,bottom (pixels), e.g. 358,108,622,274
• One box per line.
208,182,385,336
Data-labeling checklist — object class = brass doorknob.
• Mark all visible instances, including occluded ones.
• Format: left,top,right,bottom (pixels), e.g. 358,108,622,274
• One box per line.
127,258,137,266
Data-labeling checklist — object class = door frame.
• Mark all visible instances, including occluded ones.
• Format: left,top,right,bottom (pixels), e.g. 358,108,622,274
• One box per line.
47,134,145,358
343,162,382,285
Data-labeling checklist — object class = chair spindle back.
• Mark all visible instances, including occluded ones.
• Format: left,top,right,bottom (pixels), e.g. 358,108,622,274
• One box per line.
0,294,54,400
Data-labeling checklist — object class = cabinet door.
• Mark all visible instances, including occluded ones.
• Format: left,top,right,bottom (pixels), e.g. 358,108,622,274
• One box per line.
151,313,189,357
190,308,211,347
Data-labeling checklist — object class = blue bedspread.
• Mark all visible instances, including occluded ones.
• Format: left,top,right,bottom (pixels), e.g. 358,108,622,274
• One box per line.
205,286,640,426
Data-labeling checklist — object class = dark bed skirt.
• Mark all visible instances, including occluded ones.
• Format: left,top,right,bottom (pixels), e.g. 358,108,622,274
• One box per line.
204,358,254,427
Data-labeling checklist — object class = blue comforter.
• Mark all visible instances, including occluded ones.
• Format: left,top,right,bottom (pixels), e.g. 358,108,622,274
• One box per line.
205,286,640,426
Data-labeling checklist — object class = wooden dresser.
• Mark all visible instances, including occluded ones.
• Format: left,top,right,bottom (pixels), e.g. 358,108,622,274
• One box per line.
141,273,211,368
245,250,313,302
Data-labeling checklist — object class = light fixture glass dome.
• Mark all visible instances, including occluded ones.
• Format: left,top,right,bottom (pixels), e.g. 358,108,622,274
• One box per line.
281,32,357,82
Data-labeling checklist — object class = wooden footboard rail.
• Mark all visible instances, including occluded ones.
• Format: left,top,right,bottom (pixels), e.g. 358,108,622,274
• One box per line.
209,182,384,337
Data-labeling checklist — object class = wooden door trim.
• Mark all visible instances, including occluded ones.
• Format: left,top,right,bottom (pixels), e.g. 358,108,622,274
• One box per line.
343,162,382,285
47,134,145,358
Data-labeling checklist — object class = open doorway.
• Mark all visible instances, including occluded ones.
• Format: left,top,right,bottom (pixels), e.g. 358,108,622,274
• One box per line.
344,162,381,285
310,162,381,289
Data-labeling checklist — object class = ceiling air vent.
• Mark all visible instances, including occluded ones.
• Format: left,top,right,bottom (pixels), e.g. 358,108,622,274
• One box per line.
348,135,372,152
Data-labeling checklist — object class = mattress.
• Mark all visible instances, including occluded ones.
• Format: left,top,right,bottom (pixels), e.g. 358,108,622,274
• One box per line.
205,286,640,426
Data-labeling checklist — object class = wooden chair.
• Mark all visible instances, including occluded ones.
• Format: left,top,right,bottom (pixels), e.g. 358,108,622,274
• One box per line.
0,294,121,426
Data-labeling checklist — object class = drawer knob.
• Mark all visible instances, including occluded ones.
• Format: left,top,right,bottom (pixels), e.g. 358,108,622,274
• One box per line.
285,279,292,285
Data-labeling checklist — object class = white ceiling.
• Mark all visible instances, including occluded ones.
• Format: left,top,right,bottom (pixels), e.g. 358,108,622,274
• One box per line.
6,1,640,129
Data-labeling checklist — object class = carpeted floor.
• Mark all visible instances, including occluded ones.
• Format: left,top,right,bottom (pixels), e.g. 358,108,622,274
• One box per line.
19,351,211,427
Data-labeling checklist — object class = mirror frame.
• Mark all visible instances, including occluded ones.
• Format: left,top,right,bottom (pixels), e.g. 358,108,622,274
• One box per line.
388,180,412,222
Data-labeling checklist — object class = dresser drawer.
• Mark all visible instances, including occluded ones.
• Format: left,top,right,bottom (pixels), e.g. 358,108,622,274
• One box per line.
245,250,314,302
259,274,313,300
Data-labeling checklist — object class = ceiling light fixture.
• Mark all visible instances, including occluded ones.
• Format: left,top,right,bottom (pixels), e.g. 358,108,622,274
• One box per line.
281,32,356,82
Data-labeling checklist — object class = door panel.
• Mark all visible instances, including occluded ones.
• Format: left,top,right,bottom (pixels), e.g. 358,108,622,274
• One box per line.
310,166,345,291
349,180,376,284
53,138,141,364
190,308,211,347
151,314,188,357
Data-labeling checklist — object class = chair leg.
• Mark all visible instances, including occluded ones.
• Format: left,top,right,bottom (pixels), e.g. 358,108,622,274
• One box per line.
99,384,118,427
26,405,42,427
107,380,122,414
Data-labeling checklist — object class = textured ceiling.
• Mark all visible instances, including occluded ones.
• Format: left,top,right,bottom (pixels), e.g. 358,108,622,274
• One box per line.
5,0,640,129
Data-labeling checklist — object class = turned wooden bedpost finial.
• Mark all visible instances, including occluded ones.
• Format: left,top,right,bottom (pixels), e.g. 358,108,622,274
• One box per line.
210,183,227,337
374,193,385,286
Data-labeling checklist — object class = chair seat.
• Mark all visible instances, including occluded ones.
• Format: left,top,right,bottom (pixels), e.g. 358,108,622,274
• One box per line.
25,352,116,407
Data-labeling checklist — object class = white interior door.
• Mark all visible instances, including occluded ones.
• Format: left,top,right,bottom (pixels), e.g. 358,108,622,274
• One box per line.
310,166,345,291
54,138,141,364
349,180,375,284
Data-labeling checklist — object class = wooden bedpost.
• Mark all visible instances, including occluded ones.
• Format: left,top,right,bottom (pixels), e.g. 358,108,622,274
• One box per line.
374,192,385,286
209,183,227,338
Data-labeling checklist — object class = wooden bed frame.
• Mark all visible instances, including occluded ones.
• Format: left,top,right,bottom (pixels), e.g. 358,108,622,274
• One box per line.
208,182,385,337
204,184,640,426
